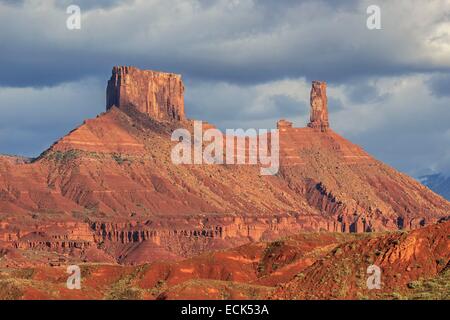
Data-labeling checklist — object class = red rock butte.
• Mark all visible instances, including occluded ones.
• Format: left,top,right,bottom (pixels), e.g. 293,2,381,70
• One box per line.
106,66,185,121
0,66,449,266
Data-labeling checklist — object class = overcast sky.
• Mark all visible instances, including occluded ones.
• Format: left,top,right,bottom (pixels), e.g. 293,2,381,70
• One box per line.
0,0,449,177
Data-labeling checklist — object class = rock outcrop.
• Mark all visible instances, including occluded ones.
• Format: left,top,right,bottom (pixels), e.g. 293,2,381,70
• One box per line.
272,220,450,300
106,66,185,121
307,81,329,132
277,119,293,129
1,69,450,267
1,220,448,299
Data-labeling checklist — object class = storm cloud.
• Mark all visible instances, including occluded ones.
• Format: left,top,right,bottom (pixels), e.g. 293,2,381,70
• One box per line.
0,0,449,87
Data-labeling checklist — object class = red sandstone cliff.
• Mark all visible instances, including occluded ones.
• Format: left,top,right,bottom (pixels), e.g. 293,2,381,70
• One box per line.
106,66,185,121
1,220,448,299
0,67,449,265
307,81,329,132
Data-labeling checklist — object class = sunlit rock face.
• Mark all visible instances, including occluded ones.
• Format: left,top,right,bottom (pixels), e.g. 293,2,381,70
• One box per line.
1,72,449,267
106,66,185,121
307,81,329,132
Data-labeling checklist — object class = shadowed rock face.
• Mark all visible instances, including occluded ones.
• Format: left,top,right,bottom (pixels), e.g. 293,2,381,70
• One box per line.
308,81,329,132
106,66,185,121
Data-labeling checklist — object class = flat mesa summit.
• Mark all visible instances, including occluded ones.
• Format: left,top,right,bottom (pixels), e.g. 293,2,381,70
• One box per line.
0,66,449,265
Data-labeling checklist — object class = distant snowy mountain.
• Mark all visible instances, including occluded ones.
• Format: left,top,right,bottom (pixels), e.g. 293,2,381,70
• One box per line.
419,174,450,201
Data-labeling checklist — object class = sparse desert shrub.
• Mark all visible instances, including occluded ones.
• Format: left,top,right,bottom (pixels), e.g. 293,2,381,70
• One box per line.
332,247,343,256
256,264,265,274
391,292,405,300
436,258,446,266
107,287,142,300
0,280,23,300
405,269,450,300
112,153,128,165
149,279,167,296
12,268,34,280
407,281,420,289
295,272,305,279
219,288,232,300
105,274,143,300
80,265,93,278
51,150,80,163
356,292,370,300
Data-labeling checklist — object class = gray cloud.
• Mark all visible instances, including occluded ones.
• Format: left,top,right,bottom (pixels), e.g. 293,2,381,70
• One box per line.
427,73,450,98
0,0,449,87
185,79,310,130
333,75,450,176
344,81,389,104
56,0,135,10
270,95,307,118
0,0,135,10
328,97,345,112
0,79,104,157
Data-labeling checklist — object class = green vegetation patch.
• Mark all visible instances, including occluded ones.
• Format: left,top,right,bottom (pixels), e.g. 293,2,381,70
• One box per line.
104,269,144,300
48,150,81,162
112,153,130,165
405,269,450,300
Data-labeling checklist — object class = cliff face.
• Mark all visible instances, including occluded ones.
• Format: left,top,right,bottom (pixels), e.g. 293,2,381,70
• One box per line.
1,67,450,266
1,221,448,299
307,81,329,132
106,66,185,121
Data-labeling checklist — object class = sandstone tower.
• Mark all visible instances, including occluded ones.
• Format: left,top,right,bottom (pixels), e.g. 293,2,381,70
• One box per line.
106,66,186,121
307,81,329,132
